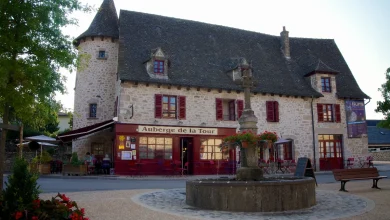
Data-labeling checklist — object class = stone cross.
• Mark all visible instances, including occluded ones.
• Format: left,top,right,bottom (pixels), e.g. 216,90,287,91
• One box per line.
242,69,253,110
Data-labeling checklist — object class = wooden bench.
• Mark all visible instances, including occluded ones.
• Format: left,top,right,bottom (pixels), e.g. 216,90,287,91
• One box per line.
332,168,387,192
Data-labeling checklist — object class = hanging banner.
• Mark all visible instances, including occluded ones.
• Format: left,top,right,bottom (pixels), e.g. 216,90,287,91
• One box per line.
345,100,367,138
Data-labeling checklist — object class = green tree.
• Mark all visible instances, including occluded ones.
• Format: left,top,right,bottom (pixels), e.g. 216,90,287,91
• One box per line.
376,67,390,128
0,0,89,190
1,157,40,219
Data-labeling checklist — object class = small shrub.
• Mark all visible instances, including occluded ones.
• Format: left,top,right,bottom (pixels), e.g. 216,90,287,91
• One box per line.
31,151,52,164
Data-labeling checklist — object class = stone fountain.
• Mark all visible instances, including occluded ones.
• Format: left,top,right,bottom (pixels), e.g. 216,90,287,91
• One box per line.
186,68,316,212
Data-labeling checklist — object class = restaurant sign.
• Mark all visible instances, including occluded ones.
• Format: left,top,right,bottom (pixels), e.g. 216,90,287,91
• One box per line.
137,125,217,135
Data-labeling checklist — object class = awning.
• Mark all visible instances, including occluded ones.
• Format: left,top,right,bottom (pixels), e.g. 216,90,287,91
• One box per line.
57,119,115,142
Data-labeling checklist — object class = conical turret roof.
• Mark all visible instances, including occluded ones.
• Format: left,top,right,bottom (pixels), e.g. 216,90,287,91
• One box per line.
74,0,119,45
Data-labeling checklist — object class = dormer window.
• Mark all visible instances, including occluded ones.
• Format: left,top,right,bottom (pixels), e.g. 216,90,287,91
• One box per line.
154,60,164,74
145,47,169,79
321,77,331,92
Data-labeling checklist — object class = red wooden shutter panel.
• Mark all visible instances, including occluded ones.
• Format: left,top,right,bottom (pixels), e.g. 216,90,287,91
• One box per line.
178,96,186,120
335,104,341,123
266,101,275,122
155,94,163,118
237,100,244,119
317,104,324,122
216,98,223,120
274,101,279,122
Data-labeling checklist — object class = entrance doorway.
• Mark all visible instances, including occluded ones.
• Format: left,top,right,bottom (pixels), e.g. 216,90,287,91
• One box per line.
180,137,193,175
318,134,343,170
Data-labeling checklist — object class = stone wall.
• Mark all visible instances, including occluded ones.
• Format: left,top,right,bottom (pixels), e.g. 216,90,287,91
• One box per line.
72,36,118,153
371,151,390,161
73,36,118,130
3,152,66,172
119,83,313,161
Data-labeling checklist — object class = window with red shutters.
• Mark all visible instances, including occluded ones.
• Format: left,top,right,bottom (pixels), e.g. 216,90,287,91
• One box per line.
237,100,244,119
266,101,279,122
216,98,223,120
317,103,341,123
178,96,186,120
155,94,163,118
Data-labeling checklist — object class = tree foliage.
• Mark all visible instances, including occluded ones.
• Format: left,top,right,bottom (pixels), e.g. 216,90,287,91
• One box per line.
376,67,390,128
0,0,90,190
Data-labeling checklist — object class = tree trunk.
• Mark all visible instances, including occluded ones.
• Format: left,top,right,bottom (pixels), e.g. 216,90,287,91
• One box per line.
0,104,10,190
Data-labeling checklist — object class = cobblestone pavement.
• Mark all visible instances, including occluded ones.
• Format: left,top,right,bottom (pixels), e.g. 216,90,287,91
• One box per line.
133,189,374,220
40,179,390,220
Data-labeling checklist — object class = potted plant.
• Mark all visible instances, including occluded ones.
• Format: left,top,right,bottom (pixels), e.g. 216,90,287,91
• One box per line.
222,131,258,148
258,131,278,148
31,150,52,175
62,152,87,176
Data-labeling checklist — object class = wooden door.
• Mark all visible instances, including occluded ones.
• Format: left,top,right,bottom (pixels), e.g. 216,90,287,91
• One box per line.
318,135,343,170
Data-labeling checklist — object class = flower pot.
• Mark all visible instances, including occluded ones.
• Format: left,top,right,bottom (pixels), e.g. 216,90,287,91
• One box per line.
241,141,249,148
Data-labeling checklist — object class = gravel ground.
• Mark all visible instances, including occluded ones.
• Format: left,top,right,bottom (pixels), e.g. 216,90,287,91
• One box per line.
41,179,390,220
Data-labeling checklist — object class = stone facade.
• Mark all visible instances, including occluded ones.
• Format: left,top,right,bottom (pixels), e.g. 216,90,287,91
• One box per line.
116,72,368,170
72,36,118,155
371,151,390,161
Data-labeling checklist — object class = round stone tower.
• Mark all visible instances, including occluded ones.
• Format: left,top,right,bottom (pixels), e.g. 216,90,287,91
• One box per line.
71,0,119,156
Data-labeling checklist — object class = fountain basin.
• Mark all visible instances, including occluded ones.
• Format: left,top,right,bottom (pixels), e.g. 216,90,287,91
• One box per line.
186,177,316,212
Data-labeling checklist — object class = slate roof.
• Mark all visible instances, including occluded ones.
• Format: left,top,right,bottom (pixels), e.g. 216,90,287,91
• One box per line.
74,0,119,45
367,120,390,145
115,10,368,99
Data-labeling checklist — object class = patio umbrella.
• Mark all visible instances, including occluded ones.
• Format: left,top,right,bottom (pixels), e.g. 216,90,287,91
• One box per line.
25,135,59,157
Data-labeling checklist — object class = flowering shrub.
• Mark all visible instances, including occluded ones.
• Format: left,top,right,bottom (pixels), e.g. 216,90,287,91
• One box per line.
1,193,89,220
222,130,259,147
222,130,278,148
0,157,88,220
258,131,278,143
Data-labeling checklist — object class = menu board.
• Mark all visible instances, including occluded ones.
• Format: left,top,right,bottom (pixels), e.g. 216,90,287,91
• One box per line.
294,157,317,186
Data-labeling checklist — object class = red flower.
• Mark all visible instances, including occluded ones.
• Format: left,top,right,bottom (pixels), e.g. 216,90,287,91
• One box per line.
81,208,85,214
84,218,90,220
32,216,39,220
71,213,79,220
67,202,73,209
14,211,23,219
33,199,41,208
61,194,70,202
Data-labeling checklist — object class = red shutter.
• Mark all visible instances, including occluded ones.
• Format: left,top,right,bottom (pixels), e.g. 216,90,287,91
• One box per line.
266,101,275,122
274,101,279,122
335,104,341,123
317,104,324,122
237,100,244,119
155,94,163,118
178,96,186,120
216,98,223,120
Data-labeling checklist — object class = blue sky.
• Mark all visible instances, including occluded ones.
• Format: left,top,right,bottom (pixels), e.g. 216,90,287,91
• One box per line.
57,0,390,119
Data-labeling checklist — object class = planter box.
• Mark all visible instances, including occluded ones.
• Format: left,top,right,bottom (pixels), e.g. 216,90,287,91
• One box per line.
29,163,38,173
38,164,51,175
62,164,87,176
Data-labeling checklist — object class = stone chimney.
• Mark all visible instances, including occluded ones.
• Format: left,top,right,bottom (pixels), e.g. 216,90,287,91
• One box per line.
280,26,290,59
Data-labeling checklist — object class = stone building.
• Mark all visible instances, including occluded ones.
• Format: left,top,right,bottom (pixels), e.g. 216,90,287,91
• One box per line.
58,0,370,174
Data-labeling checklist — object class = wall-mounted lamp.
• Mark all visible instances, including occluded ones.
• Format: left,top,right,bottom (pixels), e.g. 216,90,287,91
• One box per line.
153,120,158,124
178,120,183,125
200,122,206,126
96,95,102,99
